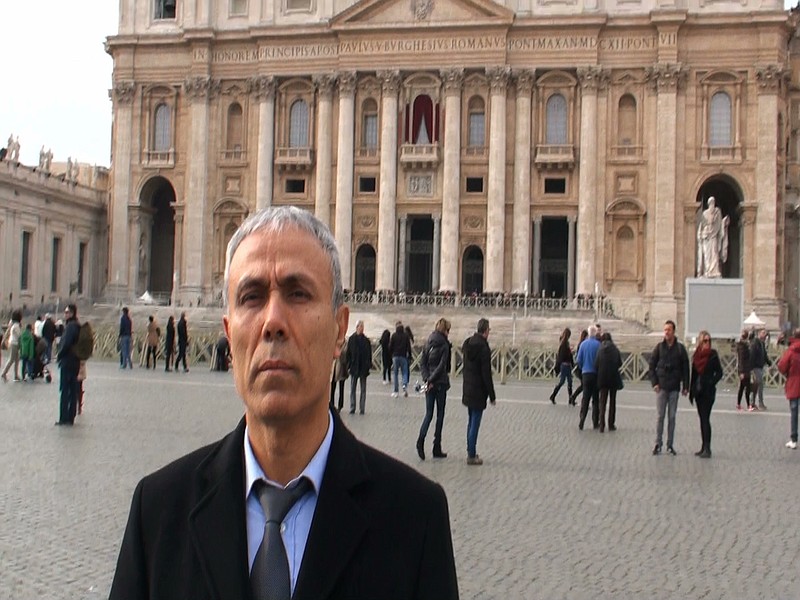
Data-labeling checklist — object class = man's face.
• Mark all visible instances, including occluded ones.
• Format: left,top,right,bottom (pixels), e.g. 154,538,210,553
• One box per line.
759,329,767,341
356,322,364,335
223,227,349,426
663,323,675,343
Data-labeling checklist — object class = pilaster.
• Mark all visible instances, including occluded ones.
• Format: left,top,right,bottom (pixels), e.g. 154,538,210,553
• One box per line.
376,70,401,291
250,75,276,210
335,72,357,289
440,67,464,293
512,69,534,293
485,66,510,293
313,74,335,227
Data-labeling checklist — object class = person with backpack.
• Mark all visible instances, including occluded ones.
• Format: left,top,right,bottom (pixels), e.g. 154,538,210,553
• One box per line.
55,304,81,426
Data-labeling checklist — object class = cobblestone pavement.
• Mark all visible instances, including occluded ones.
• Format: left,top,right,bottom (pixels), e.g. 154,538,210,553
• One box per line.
1,362,798,599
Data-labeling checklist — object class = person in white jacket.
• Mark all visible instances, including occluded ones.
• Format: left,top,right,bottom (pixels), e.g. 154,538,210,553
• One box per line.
1,310,23,382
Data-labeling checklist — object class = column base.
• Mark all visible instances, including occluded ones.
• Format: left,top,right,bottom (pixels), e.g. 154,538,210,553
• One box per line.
749,297,786,331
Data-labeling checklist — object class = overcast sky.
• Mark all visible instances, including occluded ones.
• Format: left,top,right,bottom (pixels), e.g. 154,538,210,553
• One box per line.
1,1,795,169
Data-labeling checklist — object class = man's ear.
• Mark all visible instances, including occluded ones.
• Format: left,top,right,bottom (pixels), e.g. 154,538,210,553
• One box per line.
334,305,350,357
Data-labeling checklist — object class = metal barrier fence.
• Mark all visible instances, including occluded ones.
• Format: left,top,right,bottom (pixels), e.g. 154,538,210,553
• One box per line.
88,327,786,387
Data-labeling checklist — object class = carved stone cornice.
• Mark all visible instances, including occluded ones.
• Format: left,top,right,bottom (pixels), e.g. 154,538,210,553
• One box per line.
577,66,610,91
440,68,465,95
337,71,357,97
486,66,511,94
111,81,136,104
249,75,276,101
513,69,535,96
313,74,336,99
378,70,401,95
755,64,789,94
183,76,221,101
645,63,686,92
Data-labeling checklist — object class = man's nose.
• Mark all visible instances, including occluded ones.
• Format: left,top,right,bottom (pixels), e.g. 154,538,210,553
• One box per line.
260,294,288,340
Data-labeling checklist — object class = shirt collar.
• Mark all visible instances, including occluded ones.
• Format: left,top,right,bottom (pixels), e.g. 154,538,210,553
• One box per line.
244,410,334,497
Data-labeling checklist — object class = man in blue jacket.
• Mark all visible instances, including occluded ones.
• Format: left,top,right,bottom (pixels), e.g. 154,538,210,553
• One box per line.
575,324,601,430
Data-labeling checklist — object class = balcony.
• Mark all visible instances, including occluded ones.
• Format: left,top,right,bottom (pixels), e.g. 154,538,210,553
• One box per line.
275,147,314,171
462,145,488,163
220,148,247,164
142,149,175,168
701,145,742,163
400,143,440,169
534,144,575,170
355,146,379,165
610,144,644,162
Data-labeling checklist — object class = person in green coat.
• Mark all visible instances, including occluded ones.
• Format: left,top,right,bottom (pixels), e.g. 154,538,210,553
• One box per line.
19,324,35,381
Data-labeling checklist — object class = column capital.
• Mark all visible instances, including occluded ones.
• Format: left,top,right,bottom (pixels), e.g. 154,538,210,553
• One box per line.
313,74,336,99
646,63,686,92
337,71,357,97
513,69,535,96
486,66,511,94
755,64,789,94
249,75,276,101
378,70,401,94
110,80,136,104
183,76,221,101
440,68,464,95
577,66,609,91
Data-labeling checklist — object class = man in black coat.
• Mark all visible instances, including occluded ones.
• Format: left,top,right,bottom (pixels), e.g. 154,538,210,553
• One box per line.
461,318,496,465
55,304,80,426
175,312,189,372
110,206,458,600
648,320,690,455
346,320,372,414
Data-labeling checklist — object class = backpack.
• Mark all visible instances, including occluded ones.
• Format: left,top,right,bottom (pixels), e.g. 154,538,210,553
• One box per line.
72,322,95,361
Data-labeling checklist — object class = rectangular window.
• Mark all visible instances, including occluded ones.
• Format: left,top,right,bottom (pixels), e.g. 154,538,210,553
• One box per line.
363,114,378,148
285,179,306,194
230,0,247,15
544,178,566,194
286,0,312,10
51,237,61,293
468,113,485,147
466,177,484,193
20,231,31,290
77,242,87,295
359,176,377,193
154,0,177,19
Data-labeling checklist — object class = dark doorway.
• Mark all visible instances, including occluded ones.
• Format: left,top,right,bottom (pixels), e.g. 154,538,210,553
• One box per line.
462,245,484,294
539,217,569,298
697,176,743,278
406,216,433,293
354,244,376,293
141,177,176,297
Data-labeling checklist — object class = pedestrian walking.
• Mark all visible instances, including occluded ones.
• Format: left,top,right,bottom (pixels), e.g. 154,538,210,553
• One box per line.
118,307,133,369
750,328,771,410
576,325,601,430
41,313,56,364
379,328,392,385
346,320,371,414
330,336,348,412
55,304,81,426
417,318,452,460
648,320,690,455
461,318,496,465
777,328,800,450
569,329,589,405
736,329,754,411
175,312,189,372
688,330,723,458
145,315,160,369
389,321,411,397
595,332,622,433
550,327,574,404
1,310,22,382
164,316,175,371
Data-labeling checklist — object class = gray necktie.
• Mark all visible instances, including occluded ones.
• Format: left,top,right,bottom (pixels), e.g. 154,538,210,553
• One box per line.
250,478,311,600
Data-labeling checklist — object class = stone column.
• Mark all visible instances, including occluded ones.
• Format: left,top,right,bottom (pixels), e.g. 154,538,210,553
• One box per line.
251,76,276,210
398,215,408,292
647,63,684,318
432,214,441,291
439,68,464,293
532,217,542,296
576,67,607,295
754,65,787,307
335,72,357,289
182,76,218,301
567,216,576,300
512,70,534,293
377,70,401,291
313,75,335,227
173,204,185,306
108,81,136,299
485,67,510,293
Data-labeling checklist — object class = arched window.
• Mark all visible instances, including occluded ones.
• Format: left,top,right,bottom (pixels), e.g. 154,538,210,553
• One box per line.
615,225,636,279
462,245,484,294
545,94,568,145
468,96,485,147
411,95,434,144
153,103,171,152
362,98,378,149
617,95,637,146
354,244,376,293
709,92,732,147
226,103,243,152
289,99,309,148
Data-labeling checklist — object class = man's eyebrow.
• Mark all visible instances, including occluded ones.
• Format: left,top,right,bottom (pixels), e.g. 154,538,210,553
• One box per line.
234,272,318,293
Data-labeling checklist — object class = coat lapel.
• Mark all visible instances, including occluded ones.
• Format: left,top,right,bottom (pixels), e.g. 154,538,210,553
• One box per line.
189,418,252,600
293,413,371,600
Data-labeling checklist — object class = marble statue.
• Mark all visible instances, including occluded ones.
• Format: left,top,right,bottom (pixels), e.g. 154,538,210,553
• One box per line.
696,196,730,278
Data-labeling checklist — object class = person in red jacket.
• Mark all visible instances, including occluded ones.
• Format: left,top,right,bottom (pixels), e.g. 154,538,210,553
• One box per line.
776,328,800,449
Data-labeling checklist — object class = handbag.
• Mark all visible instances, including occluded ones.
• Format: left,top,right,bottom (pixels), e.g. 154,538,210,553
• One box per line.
615,371,624,390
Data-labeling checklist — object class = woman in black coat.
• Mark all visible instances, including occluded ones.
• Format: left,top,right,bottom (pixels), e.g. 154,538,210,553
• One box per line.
550,328,574,405
164,316,175,372
594,332,622,433
379,329,392,385
689,330,724,458
417,318,451,461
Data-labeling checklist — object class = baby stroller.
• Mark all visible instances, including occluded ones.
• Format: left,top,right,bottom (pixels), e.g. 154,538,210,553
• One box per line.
31,337,52,383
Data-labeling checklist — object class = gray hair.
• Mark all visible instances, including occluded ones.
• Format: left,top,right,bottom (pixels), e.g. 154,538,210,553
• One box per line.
588,325,597,338
223,206,343,312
